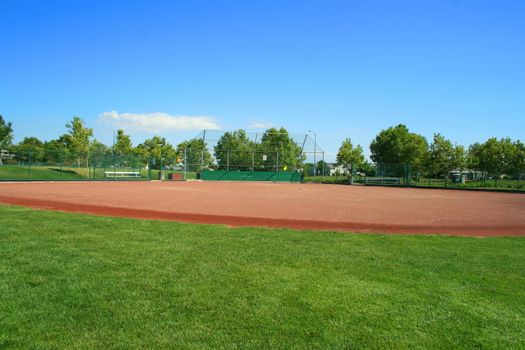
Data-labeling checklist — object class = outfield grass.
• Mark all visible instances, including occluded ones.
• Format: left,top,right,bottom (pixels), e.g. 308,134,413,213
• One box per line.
1,205,524,349
411,178,525,191
0,165,86,180
0,165,199,181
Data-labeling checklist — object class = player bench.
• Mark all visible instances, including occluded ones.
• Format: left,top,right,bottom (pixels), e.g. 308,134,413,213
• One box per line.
363,177,401,185
104,171,141,178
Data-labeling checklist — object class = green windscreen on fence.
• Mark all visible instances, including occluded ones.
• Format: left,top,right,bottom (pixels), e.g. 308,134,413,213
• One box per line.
200,170,302,182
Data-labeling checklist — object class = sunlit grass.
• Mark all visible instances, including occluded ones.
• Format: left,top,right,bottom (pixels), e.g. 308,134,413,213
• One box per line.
1,205,524,349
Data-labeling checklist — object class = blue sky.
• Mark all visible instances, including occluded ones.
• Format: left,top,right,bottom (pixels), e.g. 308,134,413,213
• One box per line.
1,0,524,160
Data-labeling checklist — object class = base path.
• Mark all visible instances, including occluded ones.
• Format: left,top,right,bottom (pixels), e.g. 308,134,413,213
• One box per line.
1,181,524,236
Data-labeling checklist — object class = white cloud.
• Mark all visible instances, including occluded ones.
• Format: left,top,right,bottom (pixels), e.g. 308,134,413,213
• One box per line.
249,120,273,129
98,111,221,133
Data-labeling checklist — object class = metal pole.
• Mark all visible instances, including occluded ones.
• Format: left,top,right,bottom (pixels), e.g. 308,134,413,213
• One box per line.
184,147,187,180
227,150,230,171
28,152,31,180
276,152,279,172
321,152,325,183
309,130,316,182
252,151,254,172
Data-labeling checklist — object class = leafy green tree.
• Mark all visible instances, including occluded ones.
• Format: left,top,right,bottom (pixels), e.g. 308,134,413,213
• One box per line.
42,136,72,165
424,134,457,177
475,137,515,178
451,144,466,171
66,116,93,168
357,160,375,176
177,138,212,171
113,129,133,155
466,142,482,170
14,137,45,162
370,124,428,166
315,160,330,176
499,138,516,175
0,115,13,146
0,115,14,164
336,138,365,170
90,140,109,155
135,136,177,169
258,127,304,171
214,130,255,170
513,140,525,177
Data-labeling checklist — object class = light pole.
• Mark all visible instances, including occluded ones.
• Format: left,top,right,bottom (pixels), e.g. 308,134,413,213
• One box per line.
308,130,316,182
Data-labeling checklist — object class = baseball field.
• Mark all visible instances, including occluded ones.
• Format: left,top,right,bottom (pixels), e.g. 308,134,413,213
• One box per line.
1,181,525,348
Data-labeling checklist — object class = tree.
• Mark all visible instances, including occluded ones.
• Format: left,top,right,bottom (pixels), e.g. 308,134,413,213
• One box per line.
90,140,109,155
177,138,212,171
336,138,365,170
473,137,515,179
0,115,14,164
214,130,255,170
513,140,525,178
424,134,457,177
66,116,93,167
370,124,427,166
135,136,177,169
467,142,482,170
315,160,330,176
499,137,516,176
451,144,466,171
258,127,304,171
14,137,45,162
42,135,73,165
113,129,133,155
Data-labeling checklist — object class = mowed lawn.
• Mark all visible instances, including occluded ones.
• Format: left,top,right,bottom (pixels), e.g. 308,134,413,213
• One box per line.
1,205,524,349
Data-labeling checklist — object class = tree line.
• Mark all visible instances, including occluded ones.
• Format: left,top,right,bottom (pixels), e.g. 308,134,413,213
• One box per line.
1,115,524,177
337,124,525,178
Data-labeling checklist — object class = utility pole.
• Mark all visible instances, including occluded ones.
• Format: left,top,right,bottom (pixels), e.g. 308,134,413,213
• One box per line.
309,130,317,182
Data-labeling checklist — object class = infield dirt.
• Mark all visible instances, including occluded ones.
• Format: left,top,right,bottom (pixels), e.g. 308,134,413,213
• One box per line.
1,181,524,236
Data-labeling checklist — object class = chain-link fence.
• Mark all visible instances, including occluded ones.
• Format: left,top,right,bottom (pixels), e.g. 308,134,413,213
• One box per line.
182,130,324,182
353,163,525,191
0,150,151,181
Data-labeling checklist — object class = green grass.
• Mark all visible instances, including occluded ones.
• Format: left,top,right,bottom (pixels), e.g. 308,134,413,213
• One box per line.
0,165,86,180
0,165,151,181
1,205,524,349
304,175,349,184
411,178,525,191
0,165,198,181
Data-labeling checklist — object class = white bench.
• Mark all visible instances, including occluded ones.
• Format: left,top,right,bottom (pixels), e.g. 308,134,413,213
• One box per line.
104,171,140,178
364,176,401,184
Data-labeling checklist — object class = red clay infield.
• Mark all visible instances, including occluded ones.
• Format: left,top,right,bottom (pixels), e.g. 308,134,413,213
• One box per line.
1,181,524,236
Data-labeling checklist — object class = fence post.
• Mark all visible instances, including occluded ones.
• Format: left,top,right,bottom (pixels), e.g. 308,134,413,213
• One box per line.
321,152,325,183
252,151,255,172
227,150,230,171
276,152,279,172
28,151,32,180
406,164,411,187
112,151,116,180
184,148,188,180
